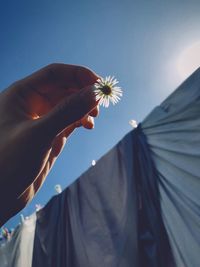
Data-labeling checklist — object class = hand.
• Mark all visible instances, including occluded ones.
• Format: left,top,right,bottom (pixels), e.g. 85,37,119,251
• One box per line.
0,63,99,225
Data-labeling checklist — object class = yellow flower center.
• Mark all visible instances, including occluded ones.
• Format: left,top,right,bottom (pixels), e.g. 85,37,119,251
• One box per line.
101,85,112,95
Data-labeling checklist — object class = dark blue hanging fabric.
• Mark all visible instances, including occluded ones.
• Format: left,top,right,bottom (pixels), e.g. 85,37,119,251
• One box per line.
32,131,139,267
132,125,175,267
31,127,175,267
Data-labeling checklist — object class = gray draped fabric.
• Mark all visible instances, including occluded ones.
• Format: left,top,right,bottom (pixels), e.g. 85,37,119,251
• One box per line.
0,214,36,267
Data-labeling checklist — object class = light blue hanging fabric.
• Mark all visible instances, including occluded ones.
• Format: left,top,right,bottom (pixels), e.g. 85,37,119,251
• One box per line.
0,214,36,267
142,67,200,267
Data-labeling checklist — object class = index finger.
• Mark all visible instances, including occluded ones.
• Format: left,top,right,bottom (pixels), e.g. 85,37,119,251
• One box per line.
16,63,100,94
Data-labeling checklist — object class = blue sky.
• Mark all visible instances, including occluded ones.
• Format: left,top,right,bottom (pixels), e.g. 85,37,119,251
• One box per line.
1,0,200,228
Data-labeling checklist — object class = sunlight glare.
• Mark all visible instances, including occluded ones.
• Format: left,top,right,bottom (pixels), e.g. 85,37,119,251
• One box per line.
177,41,200,80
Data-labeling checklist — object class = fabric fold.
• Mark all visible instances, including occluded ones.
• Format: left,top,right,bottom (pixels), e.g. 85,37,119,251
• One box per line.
142,67,200,267
32,132,139,267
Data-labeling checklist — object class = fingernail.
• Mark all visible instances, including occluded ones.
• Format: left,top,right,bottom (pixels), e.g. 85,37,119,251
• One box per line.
87,116,94,126
83,115,95,129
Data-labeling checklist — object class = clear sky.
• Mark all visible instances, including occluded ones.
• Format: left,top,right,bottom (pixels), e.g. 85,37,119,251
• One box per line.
1,0,200,229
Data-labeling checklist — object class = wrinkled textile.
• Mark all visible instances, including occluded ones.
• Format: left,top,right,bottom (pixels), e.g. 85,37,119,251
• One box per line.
142,67,200,267
132,125,174,267
32,126,174,267
0,214,36,267
32,133,139,267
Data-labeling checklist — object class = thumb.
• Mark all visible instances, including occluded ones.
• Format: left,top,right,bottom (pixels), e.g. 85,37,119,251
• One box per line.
37,85,97,137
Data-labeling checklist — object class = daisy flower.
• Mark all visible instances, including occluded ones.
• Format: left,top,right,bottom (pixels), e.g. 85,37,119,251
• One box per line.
94,76,123,108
